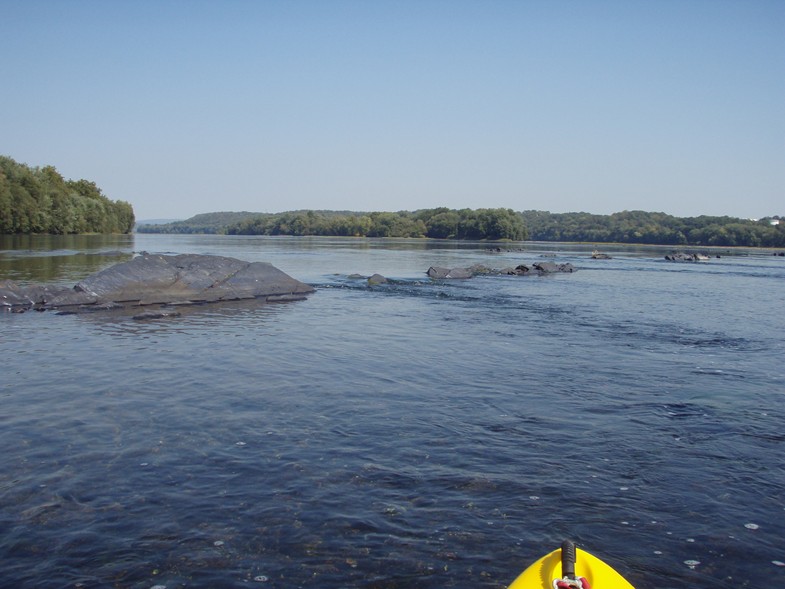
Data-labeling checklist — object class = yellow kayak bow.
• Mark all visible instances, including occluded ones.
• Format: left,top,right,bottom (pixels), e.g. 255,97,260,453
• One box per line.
508,540,635,589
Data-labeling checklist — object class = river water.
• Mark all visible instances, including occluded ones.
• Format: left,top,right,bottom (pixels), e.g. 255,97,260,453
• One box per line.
1,234,784,589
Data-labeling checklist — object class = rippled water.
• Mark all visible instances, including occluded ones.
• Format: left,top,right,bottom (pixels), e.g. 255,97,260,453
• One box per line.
2,235,784,589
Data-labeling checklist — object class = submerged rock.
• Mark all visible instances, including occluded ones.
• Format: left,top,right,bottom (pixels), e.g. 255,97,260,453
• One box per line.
501,264,532,276
427,266,473,279
1,253,314,313
532,262,576,274
427,262,576,279
665,252,710,262
426,264,494,279
132,310,183,320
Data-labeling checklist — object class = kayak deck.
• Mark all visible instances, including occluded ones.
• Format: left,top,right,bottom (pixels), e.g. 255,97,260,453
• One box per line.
508,545,635,589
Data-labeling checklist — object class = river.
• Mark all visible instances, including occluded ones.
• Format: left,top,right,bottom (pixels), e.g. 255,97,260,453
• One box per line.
1,234,784,589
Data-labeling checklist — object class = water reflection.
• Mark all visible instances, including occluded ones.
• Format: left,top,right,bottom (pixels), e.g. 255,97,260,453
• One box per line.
0,233,135,254
0,234,135,286
69,295,304,337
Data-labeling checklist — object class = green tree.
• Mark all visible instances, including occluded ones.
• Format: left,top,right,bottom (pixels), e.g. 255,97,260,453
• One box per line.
0,155,135,234
426,210,461,238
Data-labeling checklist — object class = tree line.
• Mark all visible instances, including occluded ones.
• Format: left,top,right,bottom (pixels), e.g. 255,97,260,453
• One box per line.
520,210,784,247
0,156,135,234
227,208,527,240
140,207,528,241
138,207,784,247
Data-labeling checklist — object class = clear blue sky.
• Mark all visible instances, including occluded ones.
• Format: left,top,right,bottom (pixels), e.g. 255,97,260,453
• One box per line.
2,0,783,221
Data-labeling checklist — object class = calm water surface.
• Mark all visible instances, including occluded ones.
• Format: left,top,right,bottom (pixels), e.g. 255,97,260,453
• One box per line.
2,234,784,589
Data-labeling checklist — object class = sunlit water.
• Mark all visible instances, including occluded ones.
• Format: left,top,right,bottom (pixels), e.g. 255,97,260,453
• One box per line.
2,234,784,589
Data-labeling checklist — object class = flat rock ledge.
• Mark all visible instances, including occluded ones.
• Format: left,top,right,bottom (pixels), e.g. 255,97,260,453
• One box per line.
427,262,576,279
1,253,315,313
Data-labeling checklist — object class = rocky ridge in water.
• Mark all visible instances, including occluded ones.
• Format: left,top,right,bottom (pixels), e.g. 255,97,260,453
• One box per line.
1,253,315,315
426,261,577,279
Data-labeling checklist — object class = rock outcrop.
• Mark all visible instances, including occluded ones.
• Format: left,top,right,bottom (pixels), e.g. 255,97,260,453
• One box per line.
665,252,711,262
529,261,576,274
427,262,576,279
427,266,476,279
1,253,314,312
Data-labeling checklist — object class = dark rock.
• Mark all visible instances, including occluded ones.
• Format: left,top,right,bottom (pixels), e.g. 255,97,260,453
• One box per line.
427,266,452,279
665,252,709,262
1,253,314,313
468,264,494,275
485,247,524,253
266,294,310,303
132,310,182,321
0,281,81,307
534,262,558,273
501,264,531,276
428,262,575,279
1,280,35,308
427,266,473,279
427,264,495,279
533,262,576,274
368,273,388,285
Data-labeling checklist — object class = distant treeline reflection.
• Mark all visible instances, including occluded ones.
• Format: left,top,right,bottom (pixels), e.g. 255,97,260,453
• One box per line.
137,208,784,247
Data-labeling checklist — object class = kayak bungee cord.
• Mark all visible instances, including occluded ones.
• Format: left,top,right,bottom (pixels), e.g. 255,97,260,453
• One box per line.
553,540,591,589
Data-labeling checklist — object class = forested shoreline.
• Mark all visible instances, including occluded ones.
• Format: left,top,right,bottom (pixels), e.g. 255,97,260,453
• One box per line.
138,208,529,240
0,156,135,234
521,210,784,247
138,208,784,247
4,149,778,247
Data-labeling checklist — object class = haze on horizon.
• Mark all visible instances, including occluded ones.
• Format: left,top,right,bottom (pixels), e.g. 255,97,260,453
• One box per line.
2,0,783,222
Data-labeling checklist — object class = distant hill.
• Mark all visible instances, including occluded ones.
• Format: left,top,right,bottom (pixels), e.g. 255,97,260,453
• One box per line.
136,218,184,226
136,211,262,234
135,210,361,234
135,208,785,247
